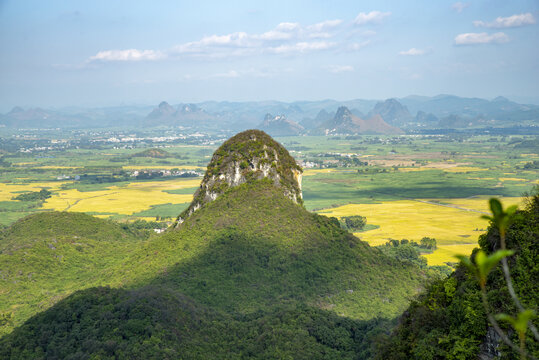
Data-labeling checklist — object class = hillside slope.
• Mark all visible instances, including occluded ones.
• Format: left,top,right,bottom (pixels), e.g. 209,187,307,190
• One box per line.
0,212,149,335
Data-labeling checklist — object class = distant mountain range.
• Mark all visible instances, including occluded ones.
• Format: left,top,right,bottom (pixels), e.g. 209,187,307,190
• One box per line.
2,94,538,131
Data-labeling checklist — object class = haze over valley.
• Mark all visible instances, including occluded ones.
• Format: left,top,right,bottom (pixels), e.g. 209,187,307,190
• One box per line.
1,1,538,359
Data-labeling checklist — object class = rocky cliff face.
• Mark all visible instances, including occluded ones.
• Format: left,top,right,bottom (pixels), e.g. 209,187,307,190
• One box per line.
175,129,302,226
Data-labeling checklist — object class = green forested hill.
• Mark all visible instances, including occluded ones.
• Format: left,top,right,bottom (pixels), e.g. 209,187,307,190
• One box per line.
0,212,150,335
129,180,426,318
0,180,429,359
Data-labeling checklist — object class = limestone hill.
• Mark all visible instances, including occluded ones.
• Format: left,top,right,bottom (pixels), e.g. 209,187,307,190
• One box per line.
131,148,171,158
176,129,303,225
317,106,403,135
257,113,304,136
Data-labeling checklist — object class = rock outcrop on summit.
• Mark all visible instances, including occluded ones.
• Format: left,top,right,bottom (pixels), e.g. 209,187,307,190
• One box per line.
175,129,302,226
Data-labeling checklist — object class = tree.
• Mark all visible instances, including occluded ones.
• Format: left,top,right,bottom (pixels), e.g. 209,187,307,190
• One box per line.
420,237,437,250
340,215,367,231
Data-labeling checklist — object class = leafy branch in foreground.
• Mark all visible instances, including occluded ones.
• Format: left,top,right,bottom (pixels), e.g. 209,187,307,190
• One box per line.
457,198,537,359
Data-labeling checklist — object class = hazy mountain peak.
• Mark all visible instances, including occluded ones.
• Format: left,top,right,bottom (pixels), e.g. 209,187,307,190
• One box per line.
8,106,24,114
492,96,510,103
179,103,200,113
158,101,172,109
258,113,304,136
369,98,412,125
335,106,353,119
147,101,175,120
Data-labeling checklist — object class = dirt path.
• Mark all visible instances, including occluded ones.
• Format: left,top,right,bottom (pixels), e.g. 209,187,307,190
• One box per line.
414,199,489,214
63,192,119,211
371,190,489,214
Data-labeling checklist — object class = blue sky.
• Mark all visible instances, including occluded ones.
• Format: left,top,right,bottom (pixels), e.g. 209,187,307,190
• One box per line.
0,0,538,110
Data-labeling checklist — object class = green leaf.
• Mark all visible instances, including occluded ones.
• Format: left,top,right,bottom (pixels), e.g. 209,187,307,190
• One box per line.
483,198,519,236
480,215,493,222
482,249,514,276
505,205,518,216
474,250,514,283
489,198,503,217
496,310,536,336
514,310,536,335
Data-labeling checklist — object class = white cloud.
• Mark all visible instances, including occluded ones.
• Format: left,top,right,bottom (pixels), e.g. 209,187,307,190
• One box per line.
353,11,391,25
306,19,343,32
210,70,240,78
454,32,509,45
399,48,425,56
305,19,343,39
275,22,301,31
328,65,354,73
451,2,469,13
270,41,335,54
85,16,371,63
256,22,300,41
348,40,371,51
174,32,253,55
89,49,165,62
473,13,536,28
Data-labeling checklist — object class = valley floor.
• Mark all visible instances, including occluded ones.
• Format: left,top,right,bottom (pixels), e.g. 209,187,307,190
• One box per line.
1,133,537,267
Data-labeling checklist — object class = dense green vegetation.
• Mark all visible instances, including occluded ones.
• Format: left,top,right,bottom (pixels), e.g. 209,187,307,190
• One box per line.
0,286,391,359
0,181,430,358
131,148,172,158
375,190,539,359
0,212,149,335
12,189,51,202
340,215,367,231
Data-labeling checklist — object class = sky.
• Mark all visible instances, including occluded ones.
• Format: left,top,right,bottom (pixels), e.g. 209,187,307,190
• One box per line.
0,0,538,111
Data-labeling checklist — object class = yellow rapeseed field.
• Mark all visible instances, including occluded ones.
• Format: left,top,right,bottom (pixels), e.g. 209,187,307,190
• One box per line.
42,179,200,215
319,200,483,246
435,196,524,213
440,166,488,173
303,169,346,176
0,182,66,201
318,197,523,265
423,244,478,266
399,166,487,173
